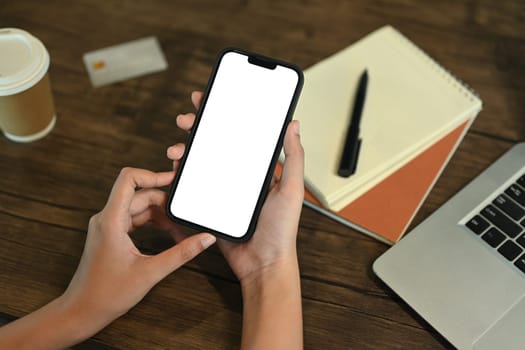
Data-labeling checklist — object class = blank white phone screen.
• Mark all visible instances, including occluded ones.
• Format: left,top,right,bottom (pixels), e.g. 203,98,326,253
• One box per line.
170,51,299,238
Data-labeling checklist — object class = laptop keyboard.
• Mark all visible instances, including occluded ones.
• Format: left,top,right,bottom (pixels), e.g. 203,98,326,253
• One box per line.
465,173,525,275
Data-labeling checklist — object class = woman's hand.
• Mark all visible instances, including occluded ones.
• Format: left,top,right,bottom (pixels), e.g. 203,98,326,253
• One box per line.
0,167,216,349
62,168,217,337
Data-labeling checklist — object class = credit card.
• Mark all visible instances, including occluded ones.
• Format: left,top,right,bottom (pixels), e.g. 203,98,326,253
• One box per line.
83,36,168,87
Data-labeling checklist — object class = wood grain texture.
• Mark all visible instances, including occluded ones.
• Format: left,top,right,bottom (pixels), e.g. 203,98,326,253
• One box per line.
0,0,524,349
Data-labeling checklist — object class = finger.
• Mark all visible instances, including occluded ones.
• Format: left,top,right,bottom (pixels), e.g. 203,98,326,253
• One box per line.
130,206,156,229
129,188,167,216
191,91,204,110
270,174,279,189
176,113,196,132
146,233,216,283
280,121,304,195
131,206,178,232
106,168,175,213
166,143,185,161
167,143,186,171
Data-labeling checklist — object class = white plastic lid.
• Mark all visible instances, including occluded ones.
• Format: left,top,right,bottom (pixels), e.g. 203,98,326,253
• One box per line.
0,28,50,96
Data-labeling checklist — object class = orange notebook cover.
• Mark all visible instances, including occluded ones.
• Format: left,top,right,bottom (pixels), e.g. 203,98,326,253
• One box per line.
279,120,471,244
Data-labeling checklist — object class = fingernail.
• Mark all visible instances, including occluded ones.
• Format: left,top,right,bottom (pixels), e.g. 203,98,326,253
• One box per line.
201,234,216,249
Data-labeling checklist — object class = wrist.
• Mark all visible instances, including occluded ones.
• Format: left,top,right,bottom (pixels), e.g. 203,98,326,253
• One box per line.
57,289,120,345
53,294,94,344
37,295,92,347
240,254,300,300
239,254,303,350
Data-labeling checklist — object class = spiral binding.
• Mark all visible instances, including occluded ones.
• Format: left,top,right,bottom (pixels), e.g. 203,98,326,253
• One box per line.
389,27,480,101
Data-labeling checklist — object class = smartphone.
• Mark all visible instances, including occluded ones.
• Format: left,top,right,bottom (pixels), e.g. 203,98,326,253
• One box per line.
166,48,303,242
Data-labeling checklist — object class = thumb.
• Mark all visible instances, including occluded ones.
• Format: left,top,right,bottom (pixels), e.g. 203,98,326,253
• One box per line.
147,233,216,283
280,120,304,195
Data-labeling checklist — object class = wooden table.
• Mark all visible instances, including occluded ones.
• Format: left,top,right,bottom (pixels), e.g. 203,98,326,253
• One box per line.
1,1,523,349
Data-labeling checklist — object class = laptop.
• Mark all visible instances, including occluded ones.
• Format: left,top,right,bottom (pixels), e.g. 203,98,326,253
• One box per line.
373,142,525,350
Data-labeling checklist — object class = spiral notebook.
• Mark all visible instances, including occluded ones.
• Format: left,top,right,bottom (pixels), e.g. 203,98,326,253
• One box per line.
295,25,482,211
304,120,473,244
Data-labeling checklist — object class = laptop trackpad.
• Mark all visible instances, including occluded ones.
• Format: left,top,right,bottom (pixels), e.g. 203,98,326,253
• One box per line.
473,294,525,350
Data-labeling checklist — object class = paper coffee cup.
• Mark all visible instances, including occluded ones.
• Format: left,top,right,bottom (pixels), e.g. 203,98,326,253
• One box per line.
0,28,56,142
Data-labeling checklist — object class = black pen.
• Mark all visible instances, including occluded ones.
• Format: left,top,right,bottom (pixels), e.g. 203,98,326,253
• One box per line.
337,69,368,178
